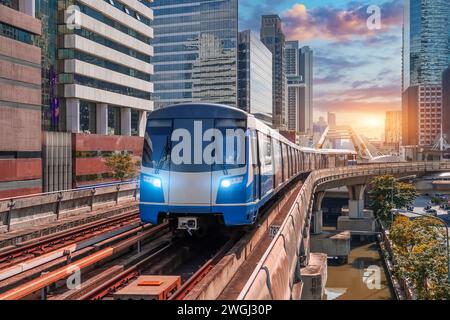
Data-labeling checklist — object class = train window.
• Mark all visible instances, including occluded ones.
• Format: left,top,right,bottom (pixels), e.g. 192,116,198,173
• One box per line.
142,119,173,170
273,140,282,186
258,132,272,168
250,130,258,167
290,148,294,176
214,119,247,171
265,136,272,165
281,144,289,181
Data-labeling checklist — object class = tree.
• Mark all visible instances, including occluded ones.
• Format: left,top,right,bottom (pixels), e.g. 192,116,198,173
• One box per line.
104,153,138,181
368,175,418,223
389,216,450,299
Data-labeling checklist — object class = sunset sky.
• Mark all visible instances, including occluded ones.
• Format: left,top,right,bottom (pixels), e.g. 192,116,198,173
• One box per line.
239,0,403,139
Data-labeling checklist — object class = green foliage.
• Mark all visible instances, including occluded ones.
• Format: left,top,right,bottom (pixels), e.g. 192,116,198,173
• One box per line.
368,175,418,223
431,197,446,206
104,153,138,181
389,216,450,300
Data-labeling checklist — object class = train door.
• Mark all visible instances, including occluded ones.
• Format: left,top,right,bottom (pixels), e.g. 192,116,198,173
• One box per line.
258,132,274,198
250,130,260,201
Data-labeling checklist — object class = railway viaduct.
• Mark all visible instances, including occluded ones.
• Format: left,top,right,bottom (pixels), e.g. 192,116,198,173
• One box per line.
0,162,450,300
237,161,450,300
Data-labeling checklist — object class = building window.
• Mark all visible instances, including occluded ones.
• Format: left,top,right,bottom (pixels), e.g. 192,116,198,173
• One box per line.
131,110,139,136
80,101,96,134
108,106,121,135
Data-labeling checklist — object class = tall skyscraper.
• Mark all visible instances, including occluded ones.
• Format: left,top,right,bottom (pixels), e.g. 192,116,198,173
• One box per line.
0,0,43,198
150,0,238,109
285,41,313,134
299,46,313,134
385,111,402,147
238,30,273,126
441,67,450,143
261,14,287,130
402,0,450,147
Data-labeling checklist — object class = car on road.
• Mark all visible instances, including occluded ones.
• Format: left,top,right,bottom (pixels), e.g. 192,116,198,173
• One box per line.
425,209,438,217
424,205,432,211
407,206,414,212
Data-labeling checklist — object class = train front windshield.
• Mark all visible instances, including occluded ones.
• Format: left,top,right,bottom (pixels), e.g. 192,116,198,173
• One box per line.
142,118,247,172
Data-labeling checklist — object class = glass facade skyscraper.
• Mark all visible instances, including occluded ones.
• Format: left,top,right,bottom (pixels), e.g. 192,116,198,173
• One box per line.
402,0,450,147
238,30,272,126
403,0,449,88
260,14,287,130
151,0,238,109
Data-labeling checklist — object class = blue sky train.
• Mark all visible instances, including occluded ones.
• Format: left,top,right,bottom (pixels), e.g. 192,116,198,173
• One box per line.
140,103,356,231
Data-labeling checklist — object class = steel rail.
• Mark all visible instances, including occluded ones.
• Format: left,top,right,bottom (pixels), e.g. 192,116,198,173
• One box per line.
0,209,140,265
0,222,169,300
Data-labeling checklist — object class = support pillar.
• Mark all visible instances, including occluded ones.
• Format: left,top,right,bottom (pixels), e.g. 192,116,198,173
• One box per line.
121,107,131,136
338,184,375,233
138,111,147,137
66,99,80,133
347,184,366,219
311,191,325,234
312,210,323,235
96,103,108,135
348,199,365,219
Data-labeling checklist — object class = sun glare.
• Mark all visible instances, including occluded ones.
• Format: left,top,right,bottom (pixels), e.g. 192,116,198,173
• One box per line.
362,117,384,128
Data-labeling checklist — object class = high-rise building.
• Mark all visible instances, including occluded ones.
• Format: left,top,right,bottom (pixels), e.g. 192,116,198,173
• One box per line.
0,0,43,198
238,30,273,126
37,0,154,191
285,40,302,132
327,112,336,126
261,14,286,130
150,0,238,109
402,0,450,147
385,111,402,147
441,67,450,143
285,41,313,133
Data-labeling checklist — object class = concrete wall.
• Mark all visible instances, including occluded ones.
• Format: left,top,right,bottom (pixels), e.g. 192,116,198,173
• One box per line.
0,181,139,233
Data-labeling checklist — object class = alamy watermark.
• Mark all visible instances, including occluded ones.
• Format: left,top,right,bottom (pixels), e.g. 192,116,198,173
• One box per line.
65,5,81,30
170,121,246,166
363,265,382,290
367,5,381,30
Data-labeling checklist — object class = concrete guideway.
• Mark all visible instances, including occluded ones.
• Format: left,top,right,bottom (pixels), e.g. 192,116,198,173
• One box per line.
238,161,450,300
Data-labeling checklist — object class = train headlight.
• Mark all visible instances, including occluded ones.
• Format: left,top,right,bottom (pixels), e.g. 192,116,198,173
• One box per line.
221,176,244,188
143,175,162,188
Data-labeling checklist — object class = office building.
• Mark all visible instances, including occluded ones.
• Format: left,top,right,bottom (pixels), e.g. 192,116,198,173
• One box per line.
36,0,154,191
0,0,42,198
385,111,402,148
285,41,313,134
261,14,286,130
238,30,273,126
441,67,450,144
402,0,450,147
150,0,238,109
328,112,336,127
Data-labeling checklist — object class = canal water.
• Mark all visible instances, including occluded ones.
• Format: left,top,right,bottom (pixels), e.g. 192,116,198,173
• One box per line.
324,239,395,300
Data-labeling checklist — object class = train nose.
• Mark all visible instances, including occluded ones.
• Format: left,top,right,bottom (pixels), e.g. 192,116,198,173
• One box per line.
168,171,212,205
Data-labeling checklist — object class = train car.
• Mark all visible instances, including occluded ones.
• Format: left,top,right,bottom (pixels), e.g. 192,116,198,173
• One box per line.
139,103,355,231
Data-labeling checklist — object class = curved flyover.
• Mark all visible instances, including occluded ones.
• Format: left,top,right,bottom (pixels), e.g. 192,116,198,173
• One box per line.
237,161,450,300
